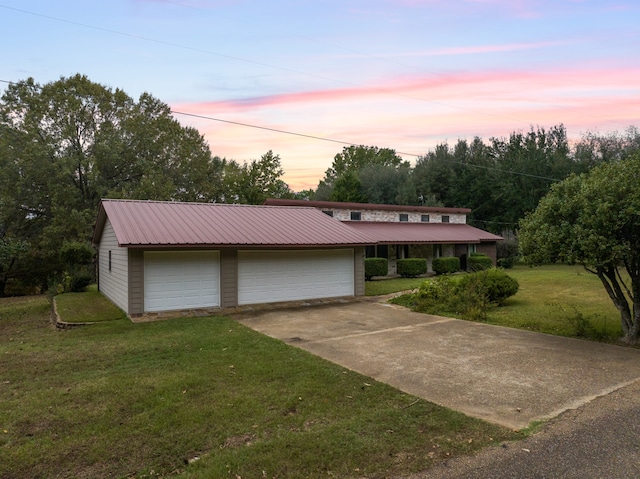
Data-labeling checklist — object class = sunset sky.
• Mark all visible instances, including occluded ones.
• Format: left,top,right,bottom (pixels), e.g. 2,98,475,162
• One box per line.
1,0,639,191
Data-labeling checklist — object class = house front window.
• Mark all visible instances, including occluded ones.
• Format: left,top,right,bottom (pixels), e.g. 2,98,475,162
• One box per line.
322,210,334,217
399,213,408,222
442,215,450,223
350,211,361,221
421,214,430,222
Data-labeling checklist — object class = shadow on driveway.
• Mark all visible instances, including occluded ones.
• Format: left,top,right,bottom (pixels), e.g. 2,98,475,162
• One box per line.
237,300,640,430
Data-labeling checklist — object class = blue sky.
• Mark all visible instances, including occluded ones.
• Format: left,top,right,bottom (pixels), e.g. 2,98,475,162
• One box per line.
1,0,639,190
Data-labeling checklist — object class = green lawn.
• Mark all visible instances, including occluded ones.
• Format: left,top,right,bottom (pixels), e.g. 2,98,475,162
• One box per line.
0,295,520,479
389,264,625,342
365,276,426,296
55,288,128,323
488,264,622,340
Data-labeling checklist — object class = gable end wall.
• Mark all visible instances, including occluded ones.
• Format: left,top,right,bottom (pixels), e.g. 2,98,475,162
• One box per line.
97,218,129,313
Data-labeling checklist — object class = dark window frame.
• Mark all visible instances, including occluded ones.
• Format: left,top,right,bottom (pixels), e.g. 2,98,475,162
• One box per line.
421,214,430,222
442,215,450,223
399,213,409,222
350,211,362,221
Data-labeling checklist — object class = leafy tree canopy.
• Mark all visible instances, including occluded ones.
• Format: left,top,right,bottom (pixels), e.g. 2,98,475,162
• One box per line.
222,150,292,205
316,145,415,204
0,74,222,294
519,153,640,344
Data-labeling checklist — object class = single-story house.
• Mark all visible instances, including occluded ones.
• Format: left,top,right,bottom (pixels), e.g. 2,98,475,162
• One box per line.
263,199,503,274
92,199,374,317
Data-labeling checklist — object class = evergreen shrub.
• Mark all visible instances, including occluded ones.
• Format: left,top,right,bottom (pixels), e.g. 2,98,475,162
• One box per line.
432,257,460,275
365,258,388,280
467,254,493,271
397,258,427,278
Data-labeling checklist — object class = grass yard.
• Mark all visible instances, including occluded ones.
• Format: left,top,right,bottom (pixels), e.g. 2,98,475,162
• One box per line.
390,264,625,342
55,287,128,323
489,264,622,340
0,295,521,479
365,277,426,296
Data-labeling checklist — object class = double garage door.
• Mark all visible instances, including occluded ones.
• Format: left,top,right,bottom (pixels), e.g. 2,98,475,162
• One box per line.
144,249,354,312
237,249,354,305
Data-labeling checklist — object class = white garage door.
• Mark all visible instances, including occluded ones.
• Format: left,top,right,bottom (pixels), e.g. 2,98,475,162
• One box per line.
238,249,354,305
144,251,220,312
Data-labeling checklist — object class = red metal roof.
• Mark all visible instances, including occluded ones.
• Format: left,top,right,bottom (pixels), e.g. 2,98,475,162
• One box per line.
345,222,503,244
94,199,376,248
263,198,472,214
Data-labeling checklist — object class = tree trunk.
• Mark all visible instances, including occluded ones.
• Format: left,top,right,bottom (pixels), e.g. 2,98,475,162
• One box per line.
596,267,639,345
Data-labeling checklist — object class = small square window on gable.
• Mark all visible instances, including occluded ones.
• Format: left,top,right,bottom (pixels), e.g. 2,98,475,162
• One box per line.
442,215,450,223
421,214,430,222
350,211,362,221
322,210,334,217
399,213,409,222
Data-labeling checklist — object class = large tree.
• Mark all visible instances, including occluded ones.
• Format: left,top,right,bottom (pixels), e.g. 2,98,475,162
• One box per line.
519,154,640,344
316,145,415,204
0,74,222,294
222,150,292,204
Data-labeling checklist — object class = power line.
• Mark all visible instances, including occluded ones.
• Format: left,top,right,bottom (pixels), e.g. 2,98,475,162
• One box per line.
0,78,562,182
0,3,619,134
0,77,571,183
171,110,355,148
171,110,561,182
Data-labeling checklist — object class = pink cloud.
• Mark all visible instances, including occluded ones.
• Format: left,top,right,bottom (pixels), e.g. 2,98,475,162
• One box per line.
172,65,640,191
173,66,640,116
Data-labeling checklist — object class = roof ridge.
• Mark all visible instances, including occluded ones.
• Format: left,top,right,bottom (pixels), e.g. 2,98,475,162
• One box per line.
99,199,315,209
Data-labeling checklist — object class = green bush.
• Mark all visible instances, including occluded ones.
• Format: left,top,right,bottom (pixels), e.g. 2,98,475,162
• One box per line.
497,238,519,268
458,268,519,305
432,257,460,275
412,268,519,320
365,258,388,280
497,257,515,269
467,254,493,272
397,258,427,278
69,273,93,293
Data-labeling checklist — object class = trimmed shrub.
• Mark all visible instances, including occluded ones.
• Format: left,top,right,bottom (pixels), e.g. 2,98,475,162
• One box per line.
397,258,427,278
432,256,460,275
365,258,388,280
467,253,493,272
497,257,515,269
457,268,519,305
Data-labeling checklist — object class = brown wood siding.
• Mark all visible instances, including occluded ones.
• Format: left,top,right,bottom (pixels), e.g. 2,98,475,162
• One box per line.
354,246,365,296
220,249,238,308
128,249,144,315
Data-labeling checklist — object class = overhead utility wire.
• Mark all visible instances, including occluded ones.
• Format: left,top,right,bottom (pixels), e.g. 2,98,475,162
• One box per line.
0,77,561,182
171,110,560,182
0,3,578,131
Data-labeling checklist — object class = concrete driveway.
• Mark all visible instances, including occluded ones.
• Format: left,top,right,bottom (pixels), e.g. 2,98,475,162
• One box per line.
236,299,640,430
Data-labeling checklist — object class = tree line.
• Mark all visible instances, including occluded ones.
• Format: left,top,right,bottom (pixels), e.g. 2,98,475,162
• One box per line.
1,74,639,295
314,126,640,232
